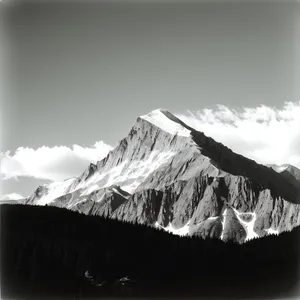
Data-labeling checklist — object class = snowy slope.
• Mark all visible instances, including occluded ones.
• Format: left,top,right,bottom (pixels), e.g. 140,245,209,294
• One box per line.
38,178,76,205
27,178,76,206
28,109,198,206
140,109,191,137
75,150,177,194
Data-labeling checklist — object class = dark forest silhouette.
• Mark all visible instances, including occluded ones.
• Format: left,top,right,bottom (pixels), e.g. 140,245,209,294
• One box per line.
1,204,299,299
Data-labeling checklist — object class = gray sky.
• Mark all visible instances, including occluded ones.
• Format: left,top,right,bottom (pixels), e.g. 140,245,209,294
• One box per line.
1,0,300,198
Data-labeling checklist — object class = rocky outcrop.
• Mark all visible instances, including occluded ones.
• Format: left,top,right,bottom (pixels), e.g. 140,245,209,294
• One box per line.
221,208,247,243
112,189,164,224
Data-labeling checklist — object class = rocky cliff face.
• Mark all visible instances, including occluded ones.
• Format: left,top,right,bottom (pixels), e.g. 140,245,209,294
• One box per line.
24,109,300,243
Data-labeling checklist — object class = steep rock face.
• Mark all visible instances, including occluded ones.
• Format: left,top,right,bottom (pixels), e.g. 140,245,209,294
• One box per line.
69,114,199,196
112,189,164,224
191,130,300,204
110,174,300,243
189,217,223,240
51,185,130,217
23,109,300,242
254,192,300,235
221,208,247,243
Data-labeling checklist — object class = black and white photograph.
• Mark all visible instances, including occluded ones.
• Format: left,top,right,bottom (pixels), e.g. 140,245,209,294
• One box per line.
1,0,300,299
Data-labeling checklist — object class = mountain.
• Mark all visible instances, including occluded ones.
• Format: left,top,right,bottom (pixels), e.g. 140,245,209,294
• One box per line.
24,109,300,243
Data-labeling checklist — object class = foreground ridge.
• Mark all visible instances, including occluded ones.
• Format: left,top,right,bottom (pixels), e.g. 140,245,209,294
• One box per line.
1,204,299,299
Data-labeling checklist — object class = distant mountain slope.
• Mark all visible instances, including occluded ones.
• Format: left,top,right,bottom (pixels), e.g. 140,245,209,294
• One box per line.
268,163,300,181
23,109,300,242
267,164,300,192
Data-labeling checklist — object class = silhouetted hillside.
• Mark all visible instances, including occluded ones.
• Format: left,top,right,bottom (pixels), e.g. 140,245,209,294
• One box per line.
1,204,299,299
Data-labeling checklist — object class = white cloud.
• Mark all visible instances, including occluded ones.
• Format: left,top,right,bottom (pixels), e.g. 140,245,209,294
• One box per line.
2,103,300,185
175,101,300,169
0,193,23,201
0,141,113,182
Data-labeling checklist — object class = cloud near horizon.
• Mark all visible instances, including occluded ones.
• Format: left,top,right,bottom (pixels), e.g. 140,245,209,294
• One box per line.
1,102,300,187
0,141,113,182
0,193,24,201
176,101,300,169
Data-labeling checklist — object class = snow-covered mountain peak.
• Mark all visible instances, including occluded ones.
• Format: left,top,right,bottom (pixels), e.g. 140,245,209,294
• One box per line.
140,108,191,137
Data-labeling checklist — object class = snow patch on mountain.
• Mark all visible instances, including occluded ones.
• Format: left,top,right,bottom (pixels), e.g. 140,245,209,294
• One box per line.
111,187,131,199
220,208,227,240
76,161,127,195
120,150,176,192
232,208,259,241
207,216,219,221
140,109,191,137
37,178,75,205
80,184,101,197
76,150,176,195
155,220,190,236
265,227,279,236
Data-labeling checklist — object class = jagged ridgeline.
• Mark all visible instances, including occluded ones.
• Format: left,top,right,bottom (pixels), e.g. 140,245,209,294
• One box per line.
23,109,300,243
1,204,299,299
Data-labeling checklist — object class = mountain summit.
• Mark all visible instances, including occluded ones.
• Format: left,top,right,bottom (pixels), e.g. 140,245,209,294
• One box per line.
25,109,300,243
140,108,192,137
